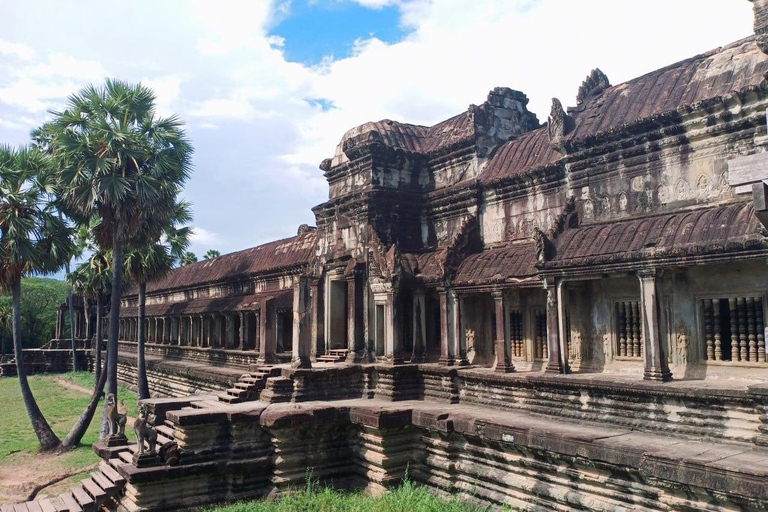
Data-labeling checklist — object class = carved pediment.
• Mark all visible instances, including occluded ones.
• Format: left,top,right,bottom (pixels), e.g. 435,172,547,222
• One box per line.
547,97,573,148
577,69,611,106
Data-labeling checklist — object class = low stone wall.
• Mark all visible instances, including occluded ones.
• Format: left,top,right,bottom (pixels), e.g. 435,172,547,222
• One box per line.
115,399,768,512
119,357,768,446
118,341,262,371
0,348,91,377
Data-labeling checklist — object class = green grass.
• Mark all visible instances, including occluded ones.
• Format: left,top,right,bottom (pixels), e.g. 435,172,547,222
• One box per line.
200,477,488,512
0,371,137,464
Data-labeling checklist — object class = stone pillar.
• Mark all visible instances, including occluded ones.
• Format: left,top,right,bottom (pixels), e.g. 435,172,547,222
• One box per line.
258,298,277,364
213,315,222,347
239,312,247,350
254,311,261,353
292,277,311,368
346,276,357,361
557,280,570,374
639,269,673,381
493,290,514,373
544,278,565,374
309,278,319,361
175,317,181,345
438,289,453,366
383,290,403,365
411,290,427,363
224,314,234,349
197,315,203,347
452,290,468,366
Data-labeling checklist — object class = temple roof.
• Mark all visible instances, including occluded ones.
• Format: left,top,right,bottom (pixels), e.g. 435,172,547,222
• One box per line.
141,231,316,296
546,202,768,271
480,36,768,186
123,290,292,318
454,242,538,287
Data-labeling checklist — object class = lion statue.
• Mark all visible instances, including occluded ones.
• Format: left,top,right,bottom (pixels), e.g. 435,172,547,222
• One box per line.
104,393,127,437
133,403,158,456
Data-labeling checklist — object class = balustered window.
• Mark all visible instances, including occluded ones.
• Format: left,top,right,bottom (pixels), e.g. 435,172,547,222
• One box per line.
509,310,524,358
615,301,643,359
702,297,766,363
534,309,547,359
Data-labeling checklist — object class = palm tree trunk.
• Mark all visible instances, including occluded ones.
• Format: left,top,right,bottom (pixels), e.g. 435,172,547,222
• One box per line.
137,281,149,399
66,260,78,372
106,228,123,398
59,355,108,450
94,293,103,386
12,278,60,451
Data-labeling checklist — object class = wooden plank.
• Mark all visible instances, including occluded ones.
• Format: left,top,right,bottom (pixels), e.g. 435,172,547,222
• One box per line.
36,498,55,512
57,493,82,512
98,462,125,486
24,501,43,512
89,472,116,494
79,478,106,505
70,485,95,512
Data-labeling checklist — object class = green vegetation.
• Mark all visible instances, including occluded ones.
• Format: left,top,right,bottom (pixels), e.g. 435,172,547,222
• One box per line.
199,477,486,512
0,372,137,464
0,277,68,353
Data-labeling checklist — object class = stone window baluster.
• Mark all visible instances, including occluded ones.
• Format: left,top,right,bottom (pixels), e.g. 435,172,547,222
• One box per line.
619,302,627,357
631,301,641,358
738,297,747,362
730,298,739,362
748,297,757,362
757,299,766,363
713,300,722,361
704,299,714,361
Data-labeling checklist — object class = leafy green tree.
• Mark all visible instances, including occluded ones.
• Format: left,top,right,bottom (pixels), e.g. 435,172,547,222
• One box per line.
203,249,220,259
46,79,193,402
179,251,197,266
124,200,192,398
19,277,68,346
0,144,74,451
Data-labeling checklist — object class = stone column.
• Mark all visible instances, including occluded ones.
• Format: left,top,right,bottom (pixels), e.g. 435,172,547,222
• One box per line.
452,290,468,366
411,290,427,363
639,269,673,381
254,311,261,353
383,290,403,365
544,278,565,374
346,276,357,360
493,290,514,373
239,312,247,350
213,315,222,347
197,315,203,347
438,289,453,366
224,313,234,349
557,280,570,374
309,278,319,361
292,277,311,368
258,298,277,364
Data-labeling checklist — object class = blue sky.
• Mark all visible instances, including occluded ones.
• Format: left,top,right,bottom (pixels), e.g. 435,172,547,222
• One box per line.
0,0,756,263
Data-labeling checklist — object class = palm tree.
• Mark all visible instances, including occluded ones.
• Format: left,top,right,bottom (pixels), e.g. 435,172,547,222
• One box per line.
179,251,197,266
203,249,220,260
0,145,74,451
46,79,193,401
68,251,111,385
124,201,192,399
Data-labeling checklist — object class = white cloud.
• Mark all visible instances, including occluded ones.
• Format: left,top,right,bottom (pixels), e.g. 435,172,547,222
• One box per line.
0,39,35,60
141,76,183,118
190,226,221,245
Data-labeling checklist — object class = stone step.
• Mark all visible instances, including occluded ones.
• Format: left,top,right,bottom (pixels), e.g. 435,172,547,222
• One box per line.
98,462,126,487
79,478,106,506
90,471,117,495
157,433,173,446
226,387,247,396
27,499,44,512
37,497,65,512
70,484,96,512
155,424,175,439
57,493,82,512
108,457,125,470
117,451,133,465
234,382,251,390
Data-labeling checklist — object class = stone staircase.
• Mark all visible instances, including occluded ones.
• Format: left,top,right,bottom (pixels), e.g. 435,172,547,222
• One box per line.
317,349,348,363
1,452,129,512
217,367,282,404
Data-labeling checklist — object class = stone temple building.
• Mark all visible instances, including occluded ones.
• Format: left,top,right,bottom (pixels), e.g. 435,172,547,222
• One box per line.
23,2,768,511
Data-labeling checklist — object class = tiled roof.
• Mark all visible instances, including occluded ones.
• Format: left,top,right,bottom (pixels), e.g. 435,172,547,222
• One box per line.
568,37,768,140
401,251,444,283
142,231,316,295
479,128,560,184
547,202,768,270
123,290,292,318
454,243,537,286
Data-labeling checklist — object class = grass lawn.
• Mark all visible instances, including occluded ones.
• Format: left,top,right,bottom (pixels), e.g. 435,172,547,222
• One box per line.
0,372,137,503
199,478,498,512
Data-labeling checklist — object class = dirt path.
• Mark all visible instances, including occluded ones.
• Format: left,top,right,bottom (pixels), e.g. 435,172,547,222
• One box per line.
0,377,99,505
52,377,93,396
